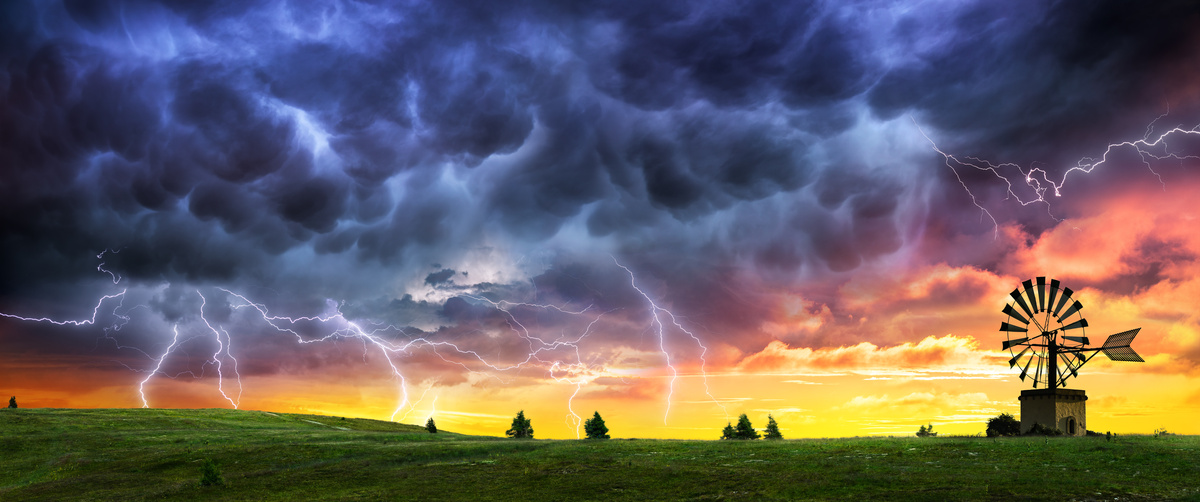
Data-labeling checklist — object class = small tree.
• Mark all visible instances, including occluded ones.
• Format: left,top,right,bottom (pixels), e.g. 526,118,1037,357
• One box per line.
506,410,534,439
583,411,609,439
425,417,437,433
199,458,225,487
734,413,760,440
916,423,935,437
720,421,735,440
7,396,15,409
763,414,783,440
986,413,1020,437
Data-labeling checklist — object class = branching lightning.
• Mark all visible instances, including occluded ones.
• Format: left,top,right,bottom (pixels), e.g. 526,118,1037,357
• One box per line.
0,255,728,436
913,113,1200,237
613,256,727,424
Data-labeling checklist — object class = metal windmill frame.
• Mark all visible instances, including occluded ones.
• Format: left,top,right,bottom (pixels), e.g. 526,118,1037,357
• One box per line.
999,277,1143,389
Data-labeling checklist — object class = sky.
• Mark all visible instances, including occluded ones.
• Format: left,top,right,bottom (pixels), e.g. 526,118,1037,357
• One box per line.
2,0,1200,439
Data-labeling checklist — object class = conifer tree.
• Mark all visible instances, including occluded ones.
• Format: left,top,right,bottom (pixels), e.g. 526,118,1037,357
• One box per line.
734,413,760,440
583,411,609,439
7,396,15,409
720,421,735,440
425,417,437,433
764,414,783,440
506,410,534,439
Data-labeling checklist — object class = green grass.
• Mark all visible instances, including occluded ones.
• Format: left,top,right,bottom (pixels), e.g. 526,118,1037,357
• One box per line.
1,409,1198,500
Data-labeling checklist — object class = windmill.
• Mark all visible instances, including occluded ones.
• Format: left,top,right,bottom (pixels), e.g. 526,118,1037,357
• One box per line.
999,277,1143,435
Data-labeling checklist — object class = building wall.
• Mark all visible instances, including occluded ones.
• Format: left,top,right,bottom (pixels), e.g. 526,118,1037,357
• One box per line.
1019,388,1087,436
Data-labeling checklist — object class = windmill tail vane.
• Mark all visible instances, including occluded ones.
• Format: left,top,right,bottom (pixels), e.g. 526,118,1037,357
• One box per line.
999,277,1144,389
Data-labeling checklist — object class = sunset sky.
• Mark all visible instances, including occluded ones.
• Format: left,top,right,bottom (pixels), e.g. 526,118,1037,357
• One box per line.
3,0,1200,439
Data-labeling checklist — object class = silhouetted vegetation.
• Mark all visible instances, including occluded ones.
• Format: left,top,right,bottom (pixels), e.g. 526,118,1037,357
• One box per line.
986,413,1020,437
916,423,936,437
583,411,609,439
720,421,735,440
7,396,15,409
425,417,437,433
506,410,533,439
1024,422,1063,436
734,413,760,440
763,414,783,440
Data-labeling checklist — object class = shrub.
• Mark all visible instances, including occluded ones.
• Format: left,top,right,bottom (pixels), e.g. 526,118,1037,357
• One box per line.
720,421,735,440
916,424,936,437
763,414,783,440
7,396,15,409
1024,422,1062,436
425,417,437,434
986,413,1020,437
199,458,225,487
506,410,534,439
734,413,760,440
583,411,609,439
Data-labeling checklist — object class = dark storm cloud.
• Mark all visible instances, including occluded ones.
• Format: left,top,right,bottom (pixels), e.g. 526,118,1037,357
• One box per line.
2,0,1197,371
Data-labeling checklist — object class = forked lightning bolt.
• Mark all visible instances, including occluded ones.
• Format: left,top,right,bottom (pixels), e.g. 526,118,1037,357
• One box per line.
1,259,728,436
914,113,1200,236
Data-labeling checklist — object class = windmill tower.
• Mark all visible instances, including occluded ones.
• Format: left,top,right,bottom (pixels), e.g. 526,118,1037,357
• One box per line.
999,277,1144,435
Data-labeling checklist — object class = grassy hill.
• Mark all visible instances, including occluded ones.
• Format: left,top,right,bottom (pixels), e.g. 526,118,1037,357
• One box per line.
1,408,1198,501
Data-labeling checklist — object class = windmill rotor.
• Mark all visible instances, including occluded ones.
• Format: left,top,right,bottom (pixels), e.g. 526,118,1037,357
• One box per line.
999,277,1143,389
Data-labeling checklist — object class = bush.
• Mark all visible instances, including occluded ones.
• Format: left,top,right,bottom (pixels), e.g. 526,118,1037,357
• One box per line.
506,410,534,439
916,424,936,437
199,458,225,487
720,421,735,440
425,417,437,433
7,396,15,409
734,414,760,440
763,414,783,440
986,413,1020,437
583,411,609,439
1024,422,1063,436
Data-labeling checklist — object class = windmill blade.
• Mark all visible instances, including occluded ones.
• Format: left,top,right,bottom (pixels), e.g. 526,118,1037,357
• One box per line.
1058,300,1084,321
1002,336,1030,349
1002,304,1030,325
1033,353,1044,388
1019,355,1034,381
1010,289,1035,319
1036,277,1047,313
1023,280,1039,313
1062,335,1089,345
1059,318,1088,332
1000,323,1028,333
1009,345,1031,368
1101,328,1144,362
1047,279,1061,317
1061,352,1082,378
1052,288,1073,317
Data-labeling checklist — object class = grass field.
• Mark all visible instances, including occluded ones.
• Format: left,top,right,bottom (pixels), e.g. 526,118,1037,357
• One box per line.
1,408,1198,501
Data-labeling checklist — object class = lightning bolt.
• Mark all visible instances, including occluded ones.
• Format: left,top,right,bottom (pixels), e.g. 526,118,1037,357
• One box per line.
613,256,727,424
1,257,727,435
913,112,1200,236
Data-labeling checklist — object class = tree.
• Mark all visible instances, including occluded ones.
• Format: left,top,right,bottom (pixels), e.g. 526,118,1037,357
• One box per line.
916,423,935,437
506,410,534,439
583,411,609,439
7,396,15,409
986,413,1020,437
425,417,437,433
720,421,735,440
734,413,760,440
763,414,783,440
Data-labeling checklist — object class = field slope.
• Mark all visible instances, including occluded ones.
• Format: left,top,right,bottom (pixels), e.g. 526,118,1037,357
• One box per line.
1,408,1198,500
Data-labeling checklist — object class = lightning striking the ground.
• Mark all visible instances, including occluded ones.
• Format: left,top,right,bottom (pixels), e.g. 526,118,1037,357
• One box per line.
915,113,1200,236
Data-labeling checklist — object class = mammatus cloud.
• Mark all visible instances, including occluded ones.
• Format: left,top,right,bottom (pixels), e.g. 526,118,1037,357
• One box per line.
2,0,1200,436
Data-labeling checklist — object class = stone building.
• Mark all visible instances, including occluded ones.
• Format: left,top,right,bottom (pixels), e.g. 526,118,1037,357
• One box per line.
1019,388,1087,435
